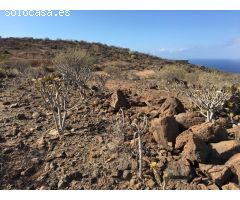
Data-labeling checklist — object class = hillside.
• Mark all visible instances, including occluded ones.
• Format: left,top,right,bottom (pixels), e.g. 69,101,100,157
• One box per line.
0,37,210,71
1,37,240,190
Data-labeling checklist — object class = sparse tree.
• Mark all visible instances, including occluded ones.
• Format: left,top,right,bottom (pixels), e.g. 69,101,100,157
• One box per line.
33,74,69,135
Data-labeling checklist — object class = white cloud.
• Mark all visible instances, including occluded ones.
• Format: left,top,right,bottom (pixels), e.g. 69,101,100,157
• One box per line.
157,47,187,53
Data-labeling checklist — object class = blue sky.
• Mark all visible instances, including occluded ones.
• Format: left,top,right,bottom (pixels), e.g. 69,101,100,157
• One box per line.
0,10,240,59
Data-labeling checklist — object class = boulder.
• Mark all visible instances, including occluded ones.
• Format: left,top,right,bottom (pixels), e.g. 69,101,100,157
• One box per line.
221,182,240,190
175,133,210,163
191,123,228,143
163,159,194,182
225,153,240,166
210,140,240,162
150,116,179,147
180,122,228,143
110,89,130,111
226,153,240,165
225,153,240,184
199,164,232,186
175,112,205,131
159,97,185,116
227,126,240,140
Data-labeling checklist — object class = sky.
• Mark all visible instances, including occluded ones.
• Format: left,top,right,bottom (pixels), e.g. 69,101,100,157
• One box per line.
0,10,240,60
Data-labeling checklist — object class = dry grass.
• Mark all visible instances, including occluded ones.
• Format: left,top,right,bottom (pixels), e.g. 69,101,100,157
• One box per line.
135,69,155,79
103,65,121,75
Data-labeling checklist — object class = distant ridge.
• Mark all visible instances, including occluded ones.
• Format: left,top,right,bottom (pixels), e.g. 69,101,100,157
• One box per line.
0,37,223,74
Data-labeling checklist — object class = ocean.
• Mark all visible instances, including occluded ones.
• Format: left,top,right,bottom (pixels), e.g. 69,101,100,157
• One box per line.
189,59,240,73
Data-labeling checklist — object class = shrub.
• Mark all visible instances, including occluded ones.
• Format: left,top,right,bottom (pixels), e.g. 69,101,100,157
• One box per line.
92,72,110,92
131,114,148,178
157,65,189,86
103,65,120,75
0,67,6,78
54,49,94,100
112,109,148,179
33,74,69,135
174,81,232,122
0,65,19,78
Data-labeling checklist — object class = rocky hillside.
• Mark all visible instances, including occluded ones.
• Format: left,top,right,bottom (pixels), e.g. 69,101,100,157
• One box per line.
0,37,211,72
0,37,240,190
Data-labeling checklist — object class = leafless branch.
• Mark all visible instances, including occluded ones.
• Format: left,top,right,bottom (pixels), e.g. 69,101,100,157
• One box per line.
131,115,148,179
33,74,69,135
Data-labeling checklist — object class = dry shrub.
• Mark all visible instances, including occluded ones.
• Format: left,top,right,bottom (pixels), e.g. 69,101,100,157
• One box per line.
0,59,53,80
0,65,19,78
92,72,110,92
191,71,240,91
157,64,240,90
103,65,121,75
156,65,190,87
161,66,240,122
33,74,69,135
54,48,94,99
0,66,7,78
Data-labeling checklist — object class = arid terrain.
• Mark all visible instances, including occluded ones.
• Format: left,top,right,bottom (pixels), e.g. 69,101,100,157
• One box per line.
1,37,240,190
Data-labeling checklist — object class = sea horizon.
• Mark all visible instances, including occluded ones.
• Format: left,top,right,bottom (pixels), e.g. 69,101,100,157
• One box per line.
189,58,240,73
